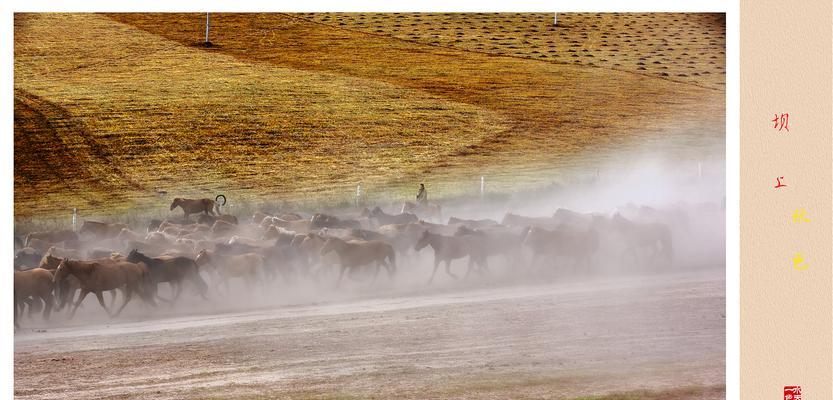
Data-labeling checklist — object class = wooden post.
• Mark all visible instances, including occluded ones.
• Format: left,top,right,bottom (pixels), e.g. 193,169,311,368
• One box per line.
356,184,362,207
205,13,211,45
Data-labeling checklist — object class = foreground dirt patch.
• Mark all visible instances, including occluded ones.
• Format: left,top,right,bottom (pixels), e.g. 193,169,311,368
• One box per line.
14,272,725,399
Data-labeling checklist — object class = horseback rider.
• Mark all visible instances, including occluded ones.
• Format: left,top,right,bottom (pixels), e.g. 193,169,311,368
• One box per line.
416,183,428,206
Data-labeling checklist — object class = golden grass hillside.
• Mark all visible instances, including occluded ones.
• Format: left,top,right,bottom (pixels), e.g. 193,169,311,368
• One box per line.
297,13,726,89
15,13,725,218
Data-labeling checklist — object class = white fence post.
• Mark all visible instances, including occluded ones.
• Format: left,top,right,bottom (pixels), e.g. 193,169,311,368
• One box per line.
356,184,362,207
205,13,211,45
698,161,703,181
72,208,77,231
480,176,485,198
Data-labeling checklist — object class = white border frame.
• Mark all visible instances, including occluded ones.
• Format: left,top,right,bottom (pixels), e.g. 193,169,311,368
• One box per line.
2,1,737,399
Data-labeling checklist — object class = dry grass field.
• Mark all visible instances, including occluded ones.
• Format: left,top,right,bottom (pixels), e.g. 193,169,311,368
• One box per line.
15,13,724,219
298,13,725,89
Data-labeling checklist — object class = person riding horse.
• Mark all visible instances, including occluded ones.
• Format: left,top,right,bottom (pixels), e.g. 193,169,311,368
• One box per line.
416,184,428,206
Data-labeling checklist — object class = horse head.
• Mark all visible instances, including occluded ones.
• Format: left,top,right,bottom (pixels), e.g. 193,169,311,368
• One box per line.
170,198,182,211
126,249,143,263
413,230,432,251
320,237,341,256
52,258,70,284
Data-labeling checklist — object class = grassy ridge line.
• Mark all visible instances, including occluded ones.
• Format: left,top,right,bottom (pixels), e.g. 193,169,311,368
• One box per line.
14,13,514,217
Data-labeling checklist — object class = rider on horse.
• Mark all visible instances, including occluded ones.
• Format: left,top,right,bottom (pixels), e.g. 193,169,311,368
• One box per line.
416,183,428,206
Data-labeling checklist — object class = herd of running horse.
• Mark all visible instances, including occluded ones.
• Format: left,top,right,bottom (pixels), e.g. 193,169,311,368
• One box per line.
13,196,683,329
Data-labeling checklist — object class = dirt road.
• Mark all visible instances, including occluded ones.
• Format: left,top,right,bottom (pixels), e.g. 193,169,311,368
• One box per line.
14,270,725,399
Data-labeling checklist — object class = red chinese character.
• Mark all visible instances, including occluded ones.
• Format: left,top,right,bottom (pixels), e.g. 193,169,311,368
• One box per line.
773,113,790,131
784,386,801,400
775,176,786,188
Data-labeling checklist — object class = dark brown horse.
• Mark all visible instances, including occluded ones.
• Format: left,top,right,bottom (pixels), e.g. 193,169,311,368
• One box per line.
126,249,208,302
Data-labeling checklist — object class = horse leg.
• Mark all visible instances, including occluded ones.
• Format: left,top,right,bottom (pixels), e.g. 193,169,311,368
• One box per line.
26,297,41,319
42,292,54,321
445,259,458,279
95,290,111,316
427,258,441,285
172,280,184,302
110,289,118,308
113,286,134,317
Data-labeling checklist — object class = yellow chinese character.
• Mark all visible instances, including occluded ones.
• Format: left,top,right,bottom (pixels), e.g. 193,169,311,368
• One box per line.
792,208,810,223
792,253,809,270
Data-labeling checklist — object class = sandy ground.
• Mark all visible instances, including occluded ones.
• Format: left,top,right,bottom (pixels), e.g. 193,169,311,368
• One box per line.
14,269,725,399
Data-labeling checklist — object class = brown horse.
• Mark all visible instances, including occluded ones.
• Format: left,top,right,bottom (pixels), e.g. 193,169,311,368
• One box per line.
53,258,154,318
14,268,55,329
320,237,396,287
170,198,220,221
414,231,483,284
369,207,418,226
522,226,600,271
610,214,673,265
447,217,500,229
25,230,77,247
14,248,43,270
126,249,208,302
501,213,558,229
195,250,264,292
454,225,526,269
38,254,85,311
197,213,239,226
79,221,129,240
